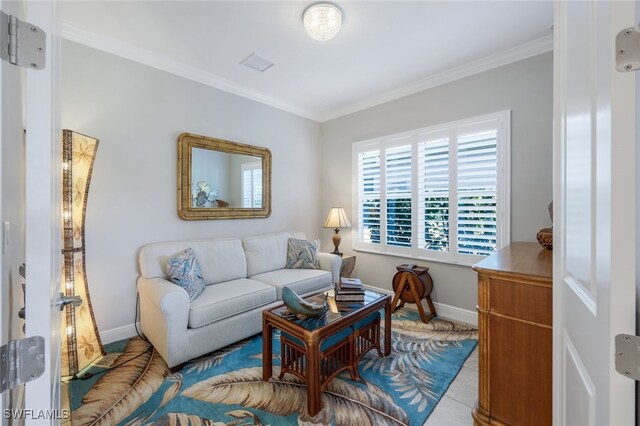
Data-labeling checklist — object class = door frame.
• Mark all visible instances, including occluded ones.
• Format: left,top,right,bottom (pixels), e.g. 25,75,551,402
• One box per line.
23,0,62,419
0,0,5,417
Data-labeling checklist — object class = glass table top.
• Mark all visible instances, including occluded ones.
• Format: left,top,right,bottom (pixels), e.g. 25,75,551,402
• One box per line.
269,289,387,332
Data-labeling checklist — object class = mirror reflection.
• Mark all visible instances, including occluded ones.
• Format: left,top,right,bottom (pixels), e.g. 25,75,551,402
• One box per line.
191,148,263,209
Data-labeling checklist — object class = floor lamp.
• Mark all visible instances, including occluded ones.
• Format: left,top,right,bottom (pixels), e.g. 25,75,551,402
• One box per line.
61,130,104,378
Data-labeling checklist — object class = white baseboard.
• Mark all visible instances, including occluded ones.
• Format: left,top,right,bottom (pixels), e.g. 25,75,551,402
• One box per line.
100,323,140,345
431,302,478,326
363,284,478,326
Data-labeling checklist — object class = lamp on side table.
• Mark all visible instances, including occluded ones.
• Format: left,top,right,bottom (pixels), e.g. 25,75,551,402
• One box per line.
323,206,351,256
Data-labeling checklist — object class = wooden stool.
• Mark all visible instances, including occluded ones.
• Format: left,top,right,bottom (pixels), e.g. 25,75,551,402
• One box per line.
391,264,436,323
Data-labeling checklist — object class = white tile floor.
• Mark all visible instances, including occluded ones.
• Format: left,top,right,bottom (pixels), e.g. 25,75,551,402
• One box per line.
423,346,478,426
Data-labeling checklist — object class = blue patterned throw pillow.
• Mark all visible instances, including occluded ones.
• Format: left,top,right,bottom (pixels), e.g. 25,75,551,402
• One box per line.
166,248,206,301
286,238,320,270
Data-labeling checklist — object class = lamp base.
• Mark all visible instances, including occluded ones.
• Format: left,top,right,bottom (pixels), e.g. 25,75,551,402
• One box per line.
332,228,343,257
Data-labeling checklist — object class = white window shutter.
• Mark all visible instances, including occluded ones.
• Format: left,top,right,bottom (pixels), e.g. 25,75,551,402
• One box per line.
385,145,412,247
242,169,252,207
252,168,262,207
417,137,450,252
357,150,381,244
241,162,262,208
456,130,498,255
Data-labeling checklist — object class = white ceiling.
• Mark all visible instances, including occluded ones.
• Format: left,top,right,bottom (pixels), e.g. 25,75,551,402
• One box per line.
61,1,554,122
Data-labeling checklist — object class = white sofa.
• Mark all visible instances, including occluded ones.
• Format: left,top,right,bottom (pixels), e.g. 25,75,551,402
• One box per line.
137,231,340,368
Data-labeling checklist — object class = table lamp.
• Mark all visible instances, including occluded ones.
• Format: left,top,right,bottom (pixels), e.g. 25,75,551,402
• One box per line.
323,207,352,256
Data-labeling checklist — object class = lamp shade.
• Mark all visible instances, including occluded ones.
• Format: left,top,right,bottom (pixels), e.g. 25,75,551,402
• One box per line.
61,130,104,377
323,207,352,229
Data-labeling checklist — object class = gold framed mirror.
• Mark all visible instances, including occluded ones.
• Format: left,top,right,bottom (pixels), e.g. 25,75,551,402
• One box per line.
177,133,272,220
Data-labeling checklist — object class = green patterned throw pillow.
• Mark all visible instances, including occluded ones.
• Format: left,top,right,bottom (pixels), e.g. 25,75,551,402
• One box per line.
286,238,320,270
166,248,206,301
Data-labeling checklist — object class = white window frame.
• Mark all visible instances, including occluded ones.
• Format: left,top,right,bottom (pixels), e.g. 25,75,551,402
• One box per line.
351,110,511,266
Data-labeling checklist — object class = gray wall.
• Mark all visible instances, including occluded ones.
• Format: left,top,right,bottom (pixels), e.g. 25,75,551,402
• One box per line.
320,52,553,311
62,40,322,333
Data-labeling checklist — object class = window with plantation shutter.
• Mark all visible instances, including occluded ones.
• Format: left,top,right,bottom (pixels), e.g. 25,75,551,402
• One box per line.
353,111,510,265
241,162,262,208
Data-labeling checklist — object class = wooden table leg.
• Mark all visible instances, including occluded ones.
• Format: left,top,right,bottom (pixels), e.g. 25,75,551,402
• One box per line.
425,295,437,321
384,296,392,356
262,317,273,382
306,338,322,417
409,275,429,323
390,275,406,312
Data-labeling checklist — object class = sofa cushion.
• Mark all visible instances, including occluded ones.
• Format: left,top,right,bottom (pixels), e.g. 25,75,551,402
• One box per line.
243,232,306,276
139,238,247,285
188,278,276,328
286,238,320,270
250,269,332,299
166,248,206,301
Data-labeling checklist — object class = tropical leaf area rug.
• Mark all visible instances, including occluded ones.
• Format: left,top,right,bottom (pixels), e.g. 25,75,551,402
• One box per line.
67,309,477,426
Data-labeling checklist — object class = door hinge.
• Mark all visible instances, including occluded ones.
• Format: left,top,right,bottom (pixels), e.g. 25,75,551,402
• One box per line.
616,25,640,72
0,10,45,70
0,336,45,393
615,334,640,380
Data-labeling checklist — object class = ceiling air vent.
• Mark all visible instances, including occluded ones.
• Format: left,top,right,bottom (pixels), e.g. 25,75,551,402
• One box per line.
240,53,274,72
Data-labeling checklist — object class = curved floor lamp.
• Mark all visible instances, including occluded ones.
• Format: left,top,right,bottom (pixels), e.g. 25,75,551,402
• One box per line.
61,130,105,378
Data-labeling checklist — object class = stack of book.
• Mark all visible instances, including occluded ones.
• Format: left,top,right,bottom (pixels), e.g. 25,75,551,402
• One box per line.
335,277,365,303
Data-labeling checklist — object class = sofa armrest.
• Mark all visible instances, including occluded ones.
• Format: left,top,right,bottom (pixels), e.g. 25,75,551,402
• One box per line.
137,276,190,367
318,252,341,284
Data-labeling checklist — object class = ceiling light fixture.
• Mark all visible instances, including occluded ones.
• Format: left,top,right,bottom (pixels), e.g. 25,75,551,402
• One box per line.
303,3,343,41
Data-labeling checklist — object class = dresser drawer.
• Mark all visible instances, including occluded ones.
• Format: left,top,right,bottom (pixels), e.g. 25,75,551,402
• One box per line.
489,314,552,426
489,278,552,326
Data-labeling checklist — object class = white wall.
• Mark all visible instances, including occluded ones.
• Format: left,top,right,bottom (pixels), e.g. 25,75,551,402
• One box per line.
62,41,322,334
320,52,553,312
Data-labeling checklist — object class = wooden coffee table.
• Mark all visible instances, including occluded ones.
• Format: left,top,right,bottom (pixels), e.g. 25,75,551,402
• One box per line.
262,289,391,416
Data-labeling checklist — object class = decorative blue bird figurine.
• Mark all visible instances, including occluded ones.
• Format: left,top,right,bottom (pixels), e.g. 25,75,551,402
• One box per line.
282,286,328,319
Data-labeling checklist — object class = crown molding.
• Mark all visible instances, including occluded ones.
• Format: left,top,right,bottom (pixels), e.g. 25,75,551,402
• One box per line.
62,21,552,124
316,35,554,122
61,21,321,122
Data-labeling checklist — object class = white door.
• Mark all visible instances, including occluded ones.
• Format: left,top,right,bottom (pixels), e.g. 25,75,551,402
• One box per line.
553,1,636,426
0,0,61,423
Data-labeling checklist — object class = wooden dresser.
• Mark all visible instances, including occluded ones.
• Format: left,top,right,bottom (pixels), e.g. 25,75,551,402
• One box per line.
472,242,552,426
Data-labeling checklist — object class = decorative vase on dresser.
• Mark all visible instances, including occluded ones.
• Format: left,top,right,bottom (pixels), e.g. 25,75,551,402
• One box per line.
472,242,552,426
